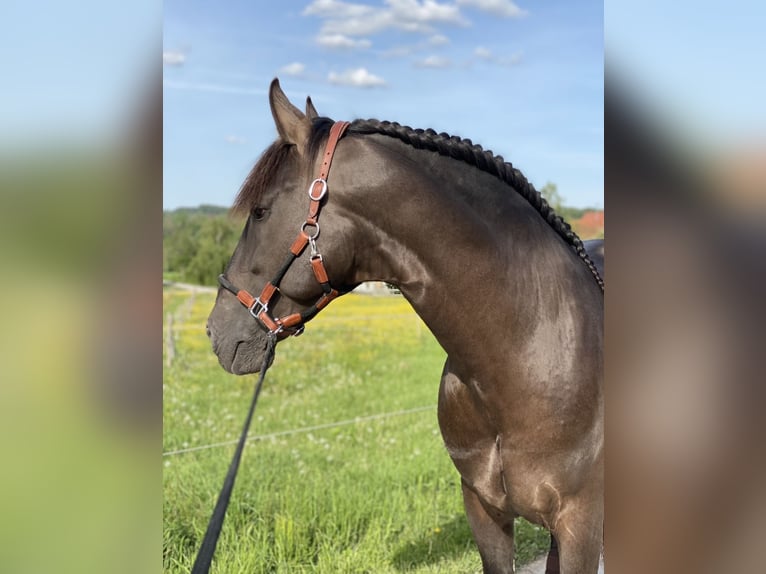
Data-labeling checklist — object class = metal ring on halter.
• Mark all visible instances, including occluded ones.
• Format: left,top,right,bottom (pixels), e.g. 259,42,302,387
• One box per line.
308,178,328,201
300,220,320,239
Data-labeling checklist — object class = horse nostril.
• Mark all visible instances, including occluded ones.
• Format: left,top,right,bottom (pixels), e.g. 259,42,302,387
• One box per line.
205,323,212,338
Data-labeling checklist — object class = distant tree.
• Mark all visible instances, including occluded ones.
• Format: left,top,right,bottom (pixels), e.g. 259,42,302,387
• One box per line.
536,182,598,227
163,206,243,285
163,211,202,274
186,216,241,285
539,181,563,212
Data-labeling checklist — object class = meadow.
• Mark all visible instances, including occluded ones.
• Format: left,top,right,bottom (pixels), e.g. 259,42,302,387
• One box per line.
163,287,549,573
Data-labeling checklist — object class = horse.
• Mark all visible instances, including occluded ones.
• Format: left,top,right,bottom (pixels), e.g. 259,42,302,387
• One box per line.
206,79,604,574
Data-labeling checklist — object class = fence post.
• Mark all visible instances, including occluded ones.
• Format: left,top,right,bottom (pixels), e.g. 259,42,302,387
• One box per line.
166,312,175,367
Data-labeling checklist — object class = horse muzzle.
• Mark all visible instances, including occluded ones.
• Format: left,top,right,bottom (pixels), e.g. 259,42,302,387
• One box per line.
206,315,275,375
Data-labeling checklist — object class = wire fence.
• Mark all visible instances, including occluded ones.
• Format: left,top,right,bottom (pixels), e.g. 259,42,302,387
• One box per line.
163,404,436,457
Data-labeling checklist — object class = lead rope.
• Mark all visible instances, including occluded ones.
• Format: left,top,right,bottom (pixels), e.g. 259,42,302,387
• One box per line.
190,334,277,574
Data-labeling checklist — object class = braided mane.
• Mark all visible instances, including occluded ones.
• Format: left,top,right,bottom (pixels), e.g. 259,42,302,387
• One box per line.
348,119,604,292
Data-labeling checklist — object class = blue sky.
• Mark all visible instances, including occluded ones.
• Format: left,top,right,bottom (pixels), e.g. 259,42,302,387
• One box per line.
163,0,603,210
1,0,158,149
605,0,766,147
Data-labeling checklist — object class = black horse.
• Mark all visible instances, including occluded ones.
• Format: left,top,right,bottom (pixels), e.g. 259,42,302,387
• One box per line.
207,80,603,573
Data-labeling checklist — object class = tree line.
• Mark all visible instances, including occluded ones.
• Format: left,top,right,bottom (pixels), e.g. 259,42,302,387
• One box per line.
163,205,243,286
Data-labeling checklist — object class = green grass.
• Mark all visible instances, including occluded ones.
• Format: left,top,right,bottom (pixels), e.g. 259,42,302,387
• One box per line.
163,289,549,573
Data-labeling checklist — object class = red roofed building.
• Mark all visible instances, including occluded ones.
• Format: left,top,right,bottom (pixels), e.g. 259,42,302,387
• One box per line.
571,210,604,239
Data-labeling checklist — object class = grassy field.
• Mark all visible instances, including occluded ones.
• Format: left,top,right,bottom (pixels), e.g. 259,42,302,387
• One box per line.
163,287,549,573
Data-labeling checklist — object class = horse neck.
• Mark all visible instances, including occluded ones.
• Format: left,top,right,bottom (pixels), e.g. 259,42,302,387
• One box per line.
338,135,598,371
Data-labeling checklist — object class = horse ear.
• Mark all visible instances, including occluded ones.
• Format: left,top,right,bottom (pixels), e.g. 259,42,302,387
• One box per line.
269,78,311,149
305,96,319,120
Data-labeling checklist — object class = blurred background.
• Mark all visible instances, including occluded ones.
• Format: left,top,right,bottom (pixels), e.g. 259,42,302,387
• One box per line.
0,2,160,573
606,1,765,573
1,0,763,572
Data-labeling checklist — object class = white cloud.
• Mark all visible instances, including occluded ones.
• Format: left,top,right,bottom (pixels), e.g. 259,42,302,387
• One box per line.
472,46,523,67
280,62,306,76
328,67,386,87
381,45,415,58
497,51,523,66
381,34,449,59
428,34,450,46
163,51,185,66
304,0,467,39
317,33,372,49
388,0,464,24
303,0,375,19
474,46,492,60
225,135,248,145
319,13,406,36
456,0,527,18
415,55,452,68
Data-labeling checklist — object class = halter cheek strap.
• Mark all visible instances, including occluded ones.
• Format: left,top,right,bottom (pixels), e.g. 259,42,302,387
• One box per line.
218,121,351,337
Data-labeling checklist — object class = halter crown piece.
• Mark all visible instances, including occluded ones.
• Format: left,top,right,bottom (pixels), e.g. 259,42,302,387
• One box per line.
218,121,351,337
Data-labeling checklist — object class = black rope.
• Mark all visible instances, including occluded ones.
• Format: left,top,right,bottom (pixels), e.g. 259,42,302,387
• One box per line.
190,335,277,574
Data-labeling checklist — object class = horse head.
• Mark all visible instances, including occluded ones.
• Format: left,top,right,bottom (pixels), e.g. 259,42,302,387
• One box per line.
207,80,358,374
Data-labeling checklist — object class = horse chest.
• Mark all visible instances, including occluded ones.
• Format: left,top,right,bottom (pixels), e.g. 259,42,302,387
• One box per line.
438,366,567,524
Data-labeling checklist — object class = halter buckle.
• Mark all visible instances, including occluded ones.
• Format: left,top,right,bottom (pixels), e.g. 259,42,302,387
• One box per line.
308,178,328,201
248,298,269,319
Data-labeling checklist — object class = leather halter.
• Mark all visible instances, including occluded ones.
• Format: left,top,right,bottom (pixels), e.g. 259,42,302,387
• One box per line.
218,121,351,337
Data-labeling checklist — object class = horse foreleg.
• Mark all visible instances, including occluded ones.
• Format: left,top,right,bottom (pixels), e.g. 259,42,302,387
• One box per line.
551,484,602,574
461,478,516,574
545,534,560,574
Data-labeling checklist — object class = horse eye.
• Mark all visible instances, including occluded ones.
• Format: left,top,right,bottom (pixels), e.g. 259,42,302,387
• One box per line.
252,207,268,221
